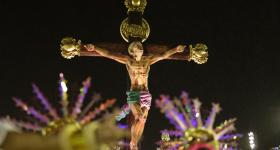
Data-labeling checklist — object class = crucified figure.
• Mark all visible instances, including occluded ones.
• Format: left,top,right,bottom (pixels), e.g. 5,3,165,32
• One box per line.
87,41,184,149
60,37,208,150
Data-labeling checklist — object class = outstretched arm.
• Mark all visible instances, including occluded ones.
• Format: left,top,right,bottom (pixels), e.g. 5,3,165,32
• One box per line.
84,44,128,64
60,37,128,64
149,45,186,65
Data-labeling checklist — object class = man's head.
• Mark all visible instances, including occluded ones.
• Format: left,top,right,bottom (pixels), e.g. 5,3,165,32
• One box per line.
128,41,144,61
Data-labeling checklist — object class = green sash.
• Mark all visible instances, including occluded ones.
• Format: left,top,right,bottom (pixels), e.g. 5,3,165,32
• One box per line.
126,91,140,104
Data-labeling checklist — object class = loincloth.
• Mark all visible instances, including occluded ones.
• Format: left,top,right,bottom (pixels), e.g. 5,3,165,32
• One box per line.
116,91,152,121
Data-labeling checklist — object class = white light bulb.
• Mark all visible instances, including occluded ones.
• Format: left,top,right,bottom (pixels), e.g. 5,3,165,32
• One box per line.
61,82,68,92
248,131,256,149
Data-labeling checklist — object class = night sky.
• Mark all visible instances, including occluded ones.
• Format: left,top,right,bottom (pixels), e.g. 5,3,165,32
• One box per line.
1,0,280,149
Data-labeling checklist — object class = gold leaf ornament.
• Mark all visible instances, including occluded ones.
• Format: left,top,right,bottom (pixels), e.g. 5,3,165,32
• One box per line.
189,43,208,64
60,37,81,59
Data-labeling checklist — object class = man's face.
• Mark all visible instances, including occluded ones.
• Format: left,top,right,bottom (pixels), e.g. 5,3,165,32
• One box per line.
130,44,144,61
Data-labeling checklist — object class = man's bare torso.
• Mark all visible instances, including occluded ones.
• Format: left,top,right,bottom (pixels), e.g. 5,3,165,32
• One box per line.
126,56,151,91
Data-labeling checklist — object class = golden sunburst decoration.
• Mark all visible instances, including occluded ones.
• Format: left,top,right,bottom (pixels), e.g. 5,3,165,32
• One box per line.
156,92,242,150
6,73,116,136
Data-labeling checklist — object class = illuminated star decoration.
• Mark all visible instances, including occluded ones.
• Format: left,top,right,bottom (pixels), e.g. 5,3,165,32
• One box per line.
156,91,242,150
4,73,116,136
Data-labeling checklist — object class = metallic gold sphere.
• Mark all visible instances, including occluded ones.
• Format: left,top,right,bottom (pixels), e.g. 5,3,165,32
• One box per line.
132,0,141,6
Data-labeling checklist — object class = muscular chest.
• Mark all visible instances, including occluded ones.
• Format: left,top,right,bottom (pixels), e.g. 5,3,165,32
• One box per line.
127,59,150,73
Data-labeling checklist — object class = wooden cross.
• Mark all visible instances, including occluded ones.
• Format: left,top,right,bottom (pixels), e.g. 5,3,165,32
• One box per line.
59,0,208,149
60,38,208,64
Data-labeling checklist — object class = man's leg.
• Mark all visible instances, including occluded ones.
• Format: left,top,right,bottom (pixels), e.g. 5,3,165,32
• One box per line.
135,107,149,143
129,104,149,150
125,91,151,149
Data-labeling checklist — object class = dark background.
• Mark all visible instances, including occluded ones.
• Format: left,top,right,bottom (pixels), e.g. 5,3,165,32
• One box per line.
1,0,279,149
